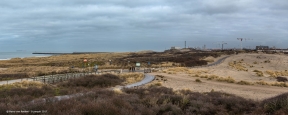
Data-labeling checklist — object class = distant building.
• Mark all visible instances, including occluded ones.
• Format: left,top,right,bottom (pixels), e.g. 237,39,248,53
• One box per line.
256,46,269,50
171,46,181,50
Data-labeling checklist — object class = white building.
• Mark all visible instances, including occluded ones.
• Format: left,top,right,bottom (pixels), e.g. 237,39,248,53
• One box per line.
171,46,181,50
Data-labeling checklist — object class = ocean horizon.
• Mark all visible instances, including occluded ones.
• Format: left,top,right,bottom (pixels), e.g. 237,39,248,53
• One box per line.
0,51,51,60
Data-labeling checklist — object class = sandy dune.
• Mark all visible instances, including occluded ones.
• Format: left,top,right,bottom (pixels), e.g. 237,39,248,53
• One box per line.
149,53,288,101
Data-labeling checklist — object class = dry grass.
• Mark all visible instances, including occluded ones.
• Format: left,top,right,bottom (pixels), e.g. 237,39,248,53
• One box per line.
2,52,130,67
255,81,270,85
271,82,288,87
160,62,175,67
189,74,219,80
0,52,131,77
251,80,288,87
2,66,71,77
264,60,271,63
266,70,288,77
113,88,124,94
163,67,204,75
207,75,220,80
187,70,208,75
0,80,44,90
205,59,214,62
154,82,163,86
216,76,236,83
200,75,209,78
149,82,163,87
253,70,264,77
203,56,215,62
165,67,208,75
229,61,248,71
167,67,189,73
118,73,144,84
237,80,254,85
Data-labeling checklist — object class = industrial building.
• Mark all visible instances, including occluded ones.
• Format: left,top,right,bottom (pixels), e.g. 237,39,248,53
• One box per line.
256,46,269,50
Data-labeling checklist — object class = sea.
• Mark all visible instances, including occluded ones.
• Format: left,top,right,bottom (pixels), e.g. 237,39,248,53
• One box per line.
0,51,51,60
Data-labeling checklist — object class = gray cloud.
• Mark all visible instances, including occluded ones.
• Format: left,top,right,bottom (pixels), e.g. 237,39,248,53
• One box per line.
0,0,287,52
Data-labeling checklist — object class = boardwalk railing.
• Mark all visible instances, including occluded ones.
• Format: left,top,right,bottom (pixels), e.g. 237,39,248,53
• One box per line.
33,70,122,84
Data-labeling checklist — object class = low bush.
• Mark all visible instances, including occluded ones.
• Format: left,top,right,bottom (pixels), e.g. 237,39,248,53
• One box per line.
216,76,235,83
260,93,288,114
195,79,202,82
200,75,208,78
208,75,219,80
0,73,28,81
253,70,264,77
2,86,288,114
271,82,288,87
276,77,288,82
59,74,124,88
237,80,253,85
255,81,270,86
155,82,163,86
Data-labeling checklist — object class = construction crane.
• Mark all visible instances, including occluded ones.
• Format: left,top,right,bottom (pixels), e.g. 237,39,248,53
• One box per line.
237,38,253,50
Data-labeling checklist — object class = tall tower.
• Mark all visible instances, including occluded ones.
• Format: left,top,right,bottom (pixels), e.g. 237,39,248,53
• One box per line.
185,41,186,49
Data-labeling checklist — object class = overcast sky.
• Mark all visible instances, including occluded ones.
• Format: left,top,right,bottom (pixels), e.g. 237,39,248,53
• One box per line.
0,0,287,52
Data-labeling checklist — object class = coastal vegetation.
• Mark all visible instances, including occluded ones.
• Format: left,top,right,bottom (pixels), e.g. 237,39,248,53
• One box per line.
1,79,288,115
0,51,223,80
